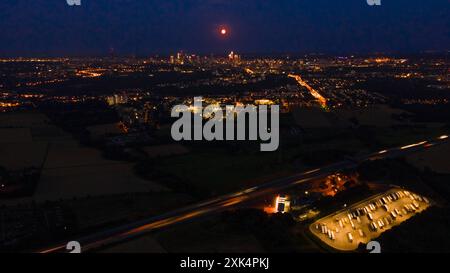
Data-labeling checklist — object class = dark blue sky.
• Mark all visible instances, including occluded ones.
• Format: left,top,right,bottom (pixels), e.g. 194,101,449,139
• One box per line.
0,0,448,56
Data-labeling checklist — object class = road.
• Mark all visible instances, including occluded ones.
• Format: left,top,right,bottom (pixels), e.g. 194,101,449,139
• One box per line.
288,74,327,108
38,135,448,253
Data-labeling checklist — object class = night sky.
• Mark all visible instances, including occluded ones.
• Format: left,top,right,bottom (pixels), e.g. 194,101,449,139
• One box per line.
0,0,448,56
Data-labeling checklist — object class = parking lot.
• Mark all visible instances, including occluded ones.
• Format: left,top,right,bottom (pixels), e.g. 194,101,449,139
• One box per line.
310,188,431,251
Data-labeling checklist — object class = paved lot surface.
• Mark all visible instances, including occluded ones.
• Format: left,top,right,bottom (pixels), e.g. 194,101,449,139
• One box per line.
310,188,431,251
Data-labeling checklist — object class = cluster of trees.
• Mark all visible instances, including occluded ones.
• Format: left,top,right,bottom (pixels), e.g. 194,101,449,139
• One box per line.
38,100,119,137
134,159,208,199
358,158,450,201
378,207,450,253
0,167,41,198
221,209,298,252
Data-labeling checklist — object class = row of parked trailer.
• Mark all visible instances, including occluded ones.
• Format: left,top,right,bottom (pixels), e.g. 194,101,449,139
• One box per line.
348,190,428,220
315,223,337,241
315,221,366,243
314,190,430,243
365,190,429,232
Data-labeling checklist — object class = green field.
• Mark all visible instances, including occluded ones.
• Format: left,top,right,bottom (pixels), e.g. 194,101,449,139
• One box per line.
154,148,294,195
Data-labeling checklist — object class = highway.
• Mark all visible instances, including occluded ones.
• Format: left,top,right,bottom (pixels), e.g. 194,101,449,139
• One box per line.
37,135,448,253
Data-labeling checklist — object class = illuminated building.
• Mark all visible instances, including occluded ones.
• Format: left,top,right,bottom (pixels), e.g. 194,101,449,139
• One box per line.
275,195,291,213
228,51,240,63
106,94,128,106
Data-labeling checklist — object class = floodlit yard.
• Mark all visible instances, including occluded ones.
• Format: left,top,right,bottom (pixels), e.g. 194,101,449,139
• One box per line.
310,189,431,251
